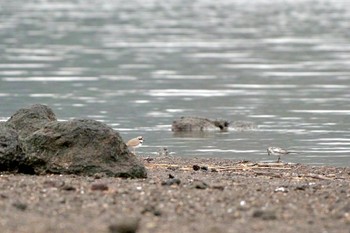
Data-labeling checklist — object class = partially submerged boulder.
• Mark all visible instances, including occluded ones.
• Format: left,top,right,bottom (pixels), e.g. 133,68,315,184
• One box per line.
0,104,147,178
171,116,230,132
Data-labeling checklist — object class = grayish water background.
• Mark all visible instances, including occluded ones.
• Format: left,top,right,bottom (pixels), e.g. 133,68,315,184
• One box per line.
1,0,350,166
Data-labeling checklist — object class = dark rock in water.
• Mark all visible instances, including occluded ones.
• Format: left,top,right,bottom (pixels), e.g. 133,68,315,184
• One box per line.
172,116,229,132
0,104,147,178
6,104,57,139
21,119,147,178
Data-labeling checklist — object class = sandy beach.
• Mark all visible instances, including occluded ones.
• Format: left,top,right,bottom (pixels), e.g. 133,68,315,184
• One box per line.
1,157,350,233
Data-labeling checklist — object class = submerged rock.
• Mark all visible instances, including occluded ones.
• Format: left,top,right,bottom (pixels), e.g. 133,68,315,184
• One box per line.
0,104,147,178
172,116,230,132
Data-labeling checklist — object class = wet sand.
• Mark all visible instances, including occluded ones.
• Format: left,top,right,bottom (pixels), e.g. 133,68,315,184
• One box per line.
1,157,350,233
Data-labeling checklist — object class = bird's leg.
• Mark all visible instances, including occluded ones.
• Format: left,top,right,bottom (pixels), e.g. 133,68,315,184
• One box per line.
277,156,281,163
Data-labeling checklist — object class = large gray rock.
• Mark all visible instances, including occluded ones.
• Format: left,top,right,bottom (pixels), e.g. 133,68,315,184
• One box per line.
21,119,147,178
172,116,230,132
0,104,147,178
0,123,22,171
6,104,57,139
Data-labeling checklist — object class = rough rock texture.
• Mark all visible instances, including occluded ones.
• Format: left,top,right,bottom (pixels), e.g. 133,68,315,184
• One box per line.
6,104,57,139
0,123,22,171
0,104,147,178
172,116,230,132
21,119,146,177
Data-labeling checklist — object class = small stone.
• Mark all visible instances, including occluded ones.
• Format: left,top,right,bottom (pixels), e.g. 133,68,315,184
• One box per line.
200,166,208,171
274,187,288,193
168,174,175,179
167,166,177,171
94,173,105,179
211,168,218,172
191,180,208,189
142,205,162,216
109,217,140,233
295,185,307,191
13,202,27,211
61,185,76,191
161,178,181,186
193,165,200,171
252,209,277,220
91,183,109,191
212,185,225,191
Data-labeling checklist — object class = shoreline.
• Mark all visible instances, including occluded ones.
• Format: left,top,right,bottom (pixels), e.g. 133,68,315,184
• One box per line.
1,157,350,233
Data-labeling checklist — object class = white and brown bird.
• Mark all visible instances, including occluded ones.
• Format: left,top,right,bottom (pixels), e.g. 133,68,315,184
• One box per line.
126,136,143,155
267,146,295,163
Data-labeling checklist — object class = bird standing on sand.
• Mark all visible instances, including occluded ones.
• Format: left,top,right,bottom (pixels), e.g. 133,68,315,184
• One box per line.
267,146,295,163
126,136,143,155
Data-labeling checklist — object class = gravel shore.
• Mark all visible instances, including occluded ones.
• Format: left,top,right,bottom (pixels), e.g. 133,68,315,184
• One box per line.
1,157,350,233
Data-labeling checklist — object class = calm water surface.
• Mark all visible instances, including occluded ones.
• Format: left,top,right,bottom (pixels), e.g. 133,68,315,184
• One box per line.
1,0,350,166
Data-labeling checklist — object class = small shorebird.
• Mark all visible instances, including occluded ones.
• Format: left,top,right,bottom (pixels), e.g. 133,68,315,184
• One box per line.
267,146,295,163
126,136,143,155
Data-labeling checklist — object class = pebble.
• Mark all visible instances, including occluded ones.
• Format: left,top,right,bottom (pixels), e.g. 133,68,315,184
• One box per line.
61,185,76,191
274,187,288,193
91,183,109,191
108,217,140,233
191,180,208,189
161,178,181,186
252,209,277,220
12,202,27,211
193,165,200,171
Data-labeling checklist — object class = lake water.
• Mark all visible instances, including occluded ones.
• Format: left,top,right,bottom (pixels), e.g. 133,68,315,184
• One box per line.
1,0,350,167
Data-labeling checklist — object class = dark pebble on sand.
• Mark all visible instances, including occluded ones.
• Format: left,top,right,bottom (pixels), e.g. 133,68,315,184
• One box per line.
193,165,200,171
12,202,27,211
168,174,175,179
142,205,162,216
61,185,76,191
91,183,109,191
200,166,208,171
252,209,277,220
108,217,140,233
191,180,208,189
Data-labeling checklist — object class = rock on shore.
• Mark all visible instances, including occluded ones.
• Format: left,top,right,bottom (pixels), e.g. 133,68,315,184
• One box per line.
0,104,147,178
